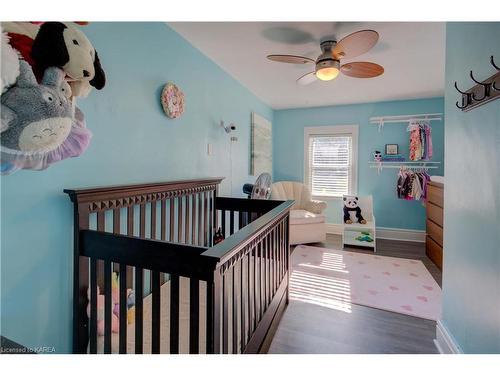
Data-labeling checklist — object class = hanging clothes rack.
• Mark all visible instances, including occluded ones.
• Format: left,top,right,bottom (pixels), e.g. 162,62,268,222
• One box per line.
370,113,443,132
369,161,440,175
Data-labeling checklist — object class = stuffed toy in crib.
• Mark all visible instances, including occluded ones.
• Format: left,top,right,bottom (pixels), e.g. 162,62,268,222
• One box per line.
86,286,119,336
86,272,136,336
343,196,367,224
111,272,136,325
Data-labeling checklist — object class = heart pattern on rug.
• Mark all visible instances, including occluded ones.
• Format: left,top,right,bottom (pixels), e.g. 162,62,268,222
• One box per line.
290,246,442,320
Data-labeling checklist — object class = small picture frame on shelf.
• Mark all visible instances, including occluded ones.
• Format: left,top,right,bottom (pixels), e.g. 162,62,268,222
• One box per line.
385,144,399,155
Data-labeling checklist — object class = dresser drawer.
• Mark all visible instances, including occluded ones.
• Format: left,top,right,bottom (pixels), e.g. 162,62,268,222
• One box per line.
426,219,443,246
427,184,444,207
427,202,443,227
426,236,443,270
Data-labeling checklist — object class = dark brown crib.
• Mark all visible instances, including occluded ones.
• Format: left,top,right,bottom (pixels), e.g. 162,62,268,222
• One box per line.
65,178,293,354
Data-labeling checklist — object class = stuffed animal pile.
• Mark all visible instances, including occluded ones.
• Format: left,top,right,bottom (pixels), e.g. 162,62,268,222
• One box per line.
0,21,106,174
86,272,136,336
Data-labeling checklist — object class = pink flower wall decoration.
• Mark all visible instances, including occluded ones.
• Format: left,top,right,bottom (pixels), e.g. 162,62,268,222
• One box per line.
161,82,185,119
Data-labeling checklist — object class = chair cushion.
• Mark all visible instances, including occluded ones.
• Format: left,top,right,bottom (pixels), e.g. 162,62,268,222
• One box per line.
289,209,325,225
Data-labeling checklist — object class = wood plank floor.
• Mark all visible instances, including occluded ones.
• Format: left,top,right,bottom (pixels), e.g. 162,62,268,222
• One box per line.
268,235,442,354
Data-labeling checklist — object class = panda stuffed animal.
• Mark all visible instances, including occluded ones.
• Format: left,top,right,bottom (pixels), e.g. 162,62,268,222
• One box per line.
343,196,366,224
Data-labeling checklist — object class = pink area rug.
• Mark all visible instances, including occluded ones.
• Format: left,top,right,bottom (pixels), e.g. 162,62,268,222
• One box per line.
291,245,442,321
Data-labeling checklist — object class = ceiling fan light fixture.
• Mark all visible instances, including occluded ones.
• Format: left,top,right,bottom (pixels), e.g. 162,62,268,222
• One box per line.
316,67,340,81
315,59,340,81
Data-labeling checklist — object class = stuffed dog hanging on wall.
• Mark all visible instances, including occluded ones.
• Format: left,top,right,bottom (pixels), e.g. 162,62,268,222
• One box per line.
3,21,106,98
32,22,105,97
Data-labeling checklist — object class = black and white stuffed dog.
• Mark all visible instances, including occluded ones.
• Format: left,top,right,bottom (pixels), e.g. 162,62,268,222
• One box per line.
31,22,105,97
343,196,366,224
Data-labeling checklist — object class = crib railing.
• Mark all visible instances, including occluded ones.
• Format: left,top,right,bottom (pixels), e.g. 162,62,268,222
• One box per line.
65,178,292,354
207,197,292,353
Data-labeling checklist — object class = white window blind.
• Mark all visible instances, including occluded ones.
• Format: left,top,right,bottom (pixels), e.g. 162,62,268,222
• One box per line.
307,134,353,198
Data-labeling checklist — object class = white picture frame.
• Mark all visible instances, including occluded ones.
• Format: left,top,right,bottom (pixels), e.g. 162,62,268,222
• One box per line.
251,113,272,176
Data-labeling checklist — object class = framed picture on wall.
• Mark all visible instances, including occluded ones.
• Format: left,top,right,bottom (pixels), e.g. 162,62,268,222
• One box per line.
385,144,399,155
251,112,272,176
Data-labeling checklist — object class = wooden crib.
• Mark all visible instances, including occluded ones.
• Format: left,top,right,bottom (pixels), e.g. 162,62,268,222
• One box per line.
64,178,293,354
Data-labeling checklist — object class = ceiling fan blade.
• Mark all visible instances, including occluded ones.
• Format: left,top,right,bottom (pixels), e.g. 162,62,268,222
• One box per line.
296,71,317,85
267,54,315,64
332,30,379,59
340,62,384,78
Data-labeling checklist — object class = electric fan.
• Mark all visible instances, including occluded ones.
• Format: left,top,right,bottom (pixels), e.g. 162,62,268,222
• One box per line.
242,173,272,199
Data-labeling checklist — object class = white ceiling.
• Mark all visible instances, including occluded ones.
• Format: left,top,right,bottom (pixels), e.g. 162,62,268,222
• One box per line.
169,22,446,110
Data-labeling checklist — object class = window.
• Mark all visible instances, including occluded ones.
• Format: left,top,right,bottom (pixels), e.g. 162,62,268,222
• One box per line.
304,125,358,198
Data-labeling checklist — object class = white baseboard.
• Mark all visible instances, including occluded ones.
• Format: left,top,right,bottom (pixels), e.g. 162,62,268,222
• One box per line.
376,227,426,242
434,320,462,354
326,224,426,242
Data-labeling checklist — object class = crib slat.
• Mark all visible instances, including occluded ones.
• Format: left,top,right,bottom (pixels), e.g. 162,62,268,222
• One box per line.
170,198,175,242
212,190,217,242
185,195,190,243
230,211,235,235
270,230,275,295
232,261,239,354
89,258,97,354
281,220,285,279
275,228,279,290
221,210,226,238
208,192,212,246
266,234,271,306
119,264,127,354
206,279,214,354
189,278,199,354
139,204,146,238
135,267,143,354
104,260,112,354
222,271,229,354
151,201,157,240
151,271,161,354
272,229,278,296
278,222,282,280
240,255,247,347
253,244,258,329
96,212,105,289
204,192,208,246
198,194,203,246
178,196,183,243
170,274,180,354
127,206,136,236
273,227,279,294
238,212,243,231
191,195,196,245
161,200,166,241
248,246,254,335
259,242,266,319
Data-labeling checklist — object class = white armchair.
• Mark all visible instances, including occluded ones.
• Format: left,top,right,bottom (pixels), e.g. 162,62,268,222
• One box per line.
271,181,327,245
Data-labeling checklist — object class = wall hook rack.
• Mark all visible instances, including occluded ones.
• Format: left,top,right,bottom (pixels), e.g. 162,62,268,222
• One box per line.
455,55,500,112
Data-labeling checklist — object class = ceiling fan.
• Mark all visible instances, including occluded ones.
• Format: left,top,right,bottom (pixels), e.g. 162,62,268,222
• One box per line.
267,30,384,85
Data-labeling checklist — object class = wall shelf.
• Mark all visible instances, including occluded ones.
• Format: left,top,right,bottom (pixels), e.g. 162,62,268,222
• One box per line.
369,113,443,132
369,161,441,174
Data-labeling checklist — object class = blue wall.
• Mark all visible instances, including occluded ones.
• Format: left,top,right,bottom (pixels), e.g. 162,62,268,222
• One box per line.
0,22,272,352
273,98,444,230
441,22,500,353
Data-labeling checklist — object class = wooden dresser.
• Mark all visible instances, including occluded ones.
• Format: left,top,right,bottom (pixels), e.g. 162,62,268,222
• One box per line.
426,181,443,269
